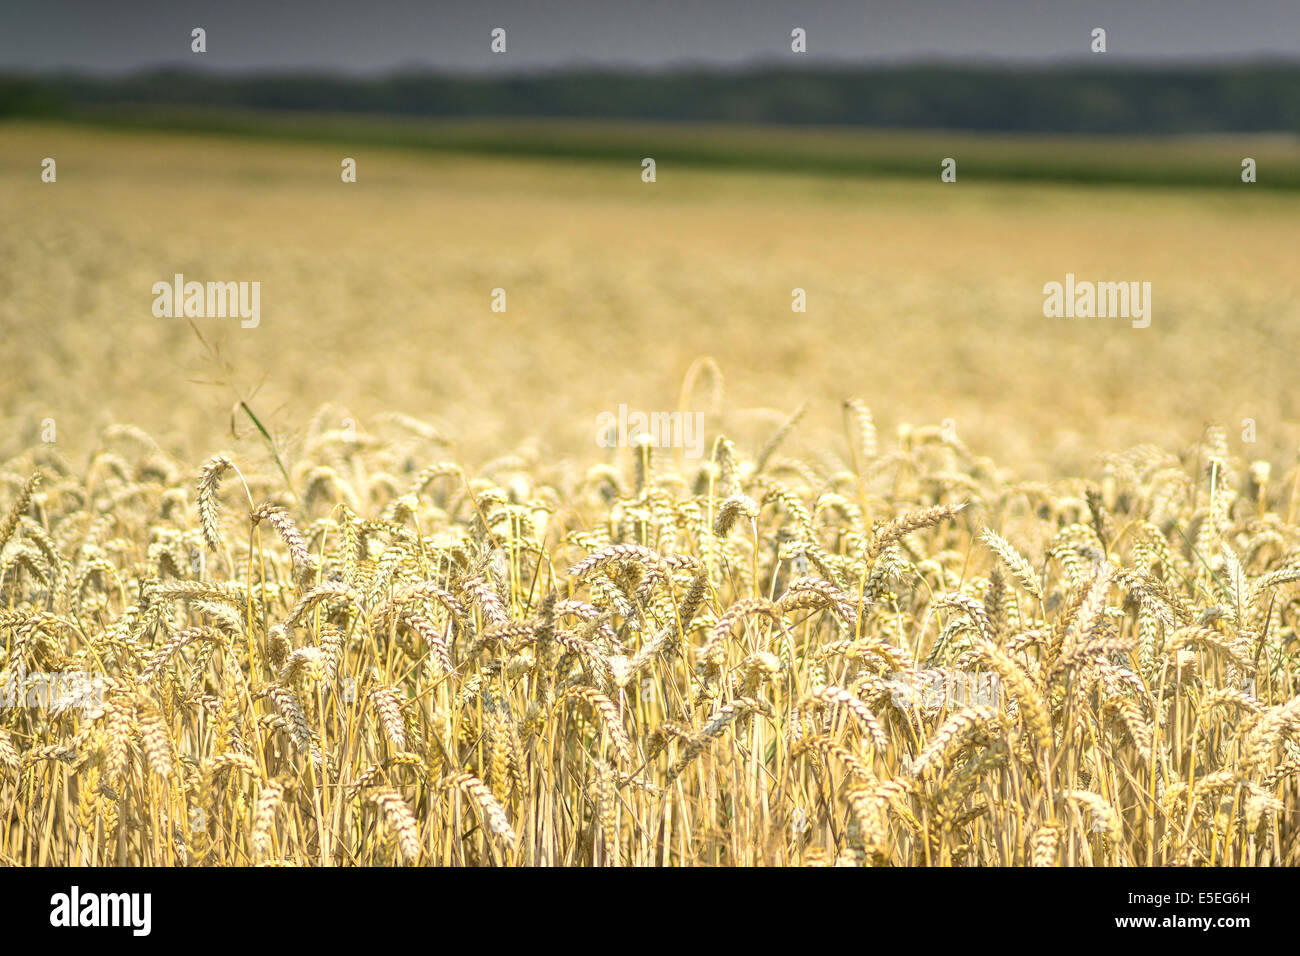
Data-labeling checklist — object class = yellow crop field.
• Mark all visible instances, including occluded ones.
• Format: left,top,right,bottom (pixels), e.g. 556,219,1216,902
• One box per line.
2,120,1300,866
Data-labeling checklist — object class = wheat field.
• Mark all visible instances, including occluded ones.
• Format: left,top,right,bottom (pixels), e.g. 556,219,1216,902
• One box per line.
2,122,1300,866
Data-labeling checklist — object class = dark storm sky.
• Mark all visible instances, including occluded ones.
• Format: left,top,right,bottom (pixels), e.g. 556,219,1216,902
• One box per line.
3,0,1299,74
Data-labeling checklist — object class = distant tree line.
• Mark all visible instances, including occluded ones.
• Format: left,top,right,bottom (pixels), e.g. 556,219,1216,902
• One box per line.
3,62,1299,133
